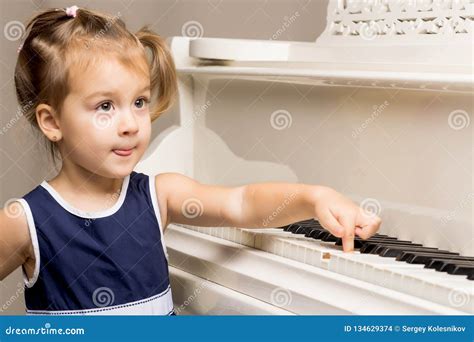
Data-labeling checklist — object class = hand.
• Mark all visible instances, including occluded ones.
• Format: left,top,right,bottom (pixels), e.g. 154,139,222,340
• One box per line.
312,186,382,252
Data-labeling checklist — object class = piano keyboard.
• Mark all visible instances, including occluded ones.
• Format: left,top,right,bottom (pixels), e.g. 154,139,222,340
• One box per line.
285,219,473,280
173,220,473,314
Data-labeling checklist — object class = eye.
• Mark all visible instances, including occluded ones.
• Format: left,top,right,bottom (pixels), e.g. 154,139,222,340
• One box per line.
135,97,149,109
97,101,114,112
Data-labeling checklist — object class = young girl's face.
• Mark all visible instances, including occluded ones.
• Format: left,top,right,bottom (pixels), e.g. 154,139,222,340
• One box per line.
57,55,151,179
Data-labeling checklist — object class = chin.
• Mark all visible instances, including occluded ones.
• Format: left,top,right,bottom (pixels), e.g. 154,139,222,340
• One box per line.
101,164,136,179
111,167,136,179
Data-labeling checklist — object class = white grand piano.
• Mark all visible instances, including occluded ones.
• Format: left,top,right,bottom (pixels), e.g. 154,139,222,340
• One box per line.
136,0,474,315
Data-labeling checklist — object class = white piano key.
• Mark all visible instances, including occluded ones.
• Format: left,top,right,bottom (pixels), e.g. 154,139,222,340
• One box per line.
167,225,469,314
176,225,473,313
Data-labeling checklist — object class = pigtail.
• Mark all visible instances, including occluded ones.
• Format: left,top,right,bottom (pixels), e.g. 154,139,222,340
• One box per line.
135,26,178,121
14,8,72,166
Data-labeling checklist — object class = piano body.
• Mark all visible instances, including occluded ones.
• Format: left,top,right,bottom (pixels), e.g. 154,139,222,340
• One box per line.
136,0,474,315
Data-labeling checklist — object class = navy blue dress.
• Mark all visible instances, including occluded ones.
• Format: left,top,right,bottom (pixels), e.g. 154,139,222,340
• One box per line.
16,171,175,315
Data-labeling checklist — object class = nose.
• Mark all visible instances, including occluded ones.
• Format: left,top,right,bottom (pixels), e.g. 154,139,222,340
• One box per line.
118,109,139,136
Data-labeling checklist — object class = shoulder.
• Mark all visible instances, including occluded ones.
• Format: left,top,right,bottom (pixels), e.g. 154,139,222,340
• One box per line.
1,201,32,255
154,172,194,188
152,173,193,230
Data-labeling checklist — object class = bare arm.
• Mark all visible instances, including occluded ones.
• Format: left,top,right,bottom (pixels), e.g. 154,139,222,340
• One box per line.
240,183,382,251
155,173,381,252
155,173,245,229
0,202,33,281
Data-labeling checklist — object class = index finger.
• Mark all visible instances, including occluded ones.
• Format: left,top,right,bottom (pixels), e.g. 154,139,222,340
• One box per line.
339,215,356,253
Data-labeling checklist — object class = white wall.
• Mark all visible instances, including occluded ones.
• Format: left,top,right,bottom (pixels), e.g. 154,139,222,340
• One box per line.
0,0,328,315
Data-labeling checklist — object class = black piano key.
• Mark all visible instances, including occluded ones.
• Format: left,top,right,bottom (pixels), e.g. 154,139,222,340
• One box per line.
438,260,474,272
293,226,314,235
375,246,455,258
335,238,365,249
311,230,331,240
426,260,461,272
369,235,397,239
336,237,423,253
283,220,473,281
334,235,399,246
283,220,319,231
321,233,338,242
398,251,461,263
368,241,423,247
370,243,438,256
361,242,432,254
283,224,297,232
444,264,474,276
289,224,313,233
371,238,412,244
425,257,474,271
304,228,324,238
317,231,331,240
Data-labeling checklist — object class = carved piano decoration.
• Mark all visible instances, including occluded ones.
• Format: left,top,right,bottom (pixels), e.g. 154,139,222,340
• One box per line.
136,0,474,315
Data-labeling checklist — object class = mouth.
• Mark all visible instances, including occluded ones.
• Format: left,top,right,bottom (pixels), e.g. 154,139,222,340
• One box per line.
112,146,135,157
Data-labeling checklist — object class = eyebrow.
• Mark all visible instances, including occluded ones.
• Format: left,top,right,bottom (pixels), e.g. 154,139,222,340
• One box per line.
84,85,151,101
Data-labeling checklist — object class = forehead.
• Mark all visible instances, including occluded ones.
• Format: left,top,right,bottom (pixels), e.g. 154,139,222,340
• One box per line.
66,48,150,97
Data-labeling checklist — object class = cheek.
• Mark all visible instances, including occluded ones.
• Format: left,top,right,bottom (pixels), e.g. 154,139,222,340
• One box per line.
139,116,151,144
142,121,151,144
62,115,111,150
91,112,117,132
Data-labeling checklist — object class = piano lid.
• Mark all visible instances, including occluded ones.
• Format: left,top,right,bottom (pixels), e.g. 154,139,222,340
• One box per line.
176,0,473,92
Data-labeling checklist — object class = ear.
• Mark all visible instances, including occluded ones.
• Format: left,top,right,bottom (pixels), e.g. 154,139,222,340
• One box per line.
36,104,62,142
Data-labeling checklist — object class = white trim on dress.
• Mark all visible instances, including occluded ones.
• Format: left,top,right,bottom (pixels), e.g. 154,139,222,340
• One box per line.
148,174,169,261
26,285,174,315
40,174,130,219
15,199,41,288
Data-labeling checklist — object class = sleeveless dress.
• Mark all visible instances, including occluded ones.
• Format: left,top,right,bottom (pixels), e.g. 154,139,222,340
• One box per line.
14,171,175,315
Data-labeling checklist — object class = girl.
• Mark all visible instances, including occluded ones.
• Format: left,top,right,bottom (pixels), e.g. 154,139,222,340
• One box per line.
0,6,381,315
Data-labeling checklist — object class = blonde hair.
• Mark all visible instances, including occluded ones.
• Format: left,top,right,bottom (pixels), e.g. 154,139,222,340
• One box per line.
14,7,178,164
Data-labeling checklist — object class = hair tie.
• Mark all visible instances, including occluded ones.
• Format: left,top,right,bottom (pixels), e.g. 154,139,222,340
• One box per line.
65,5,79,18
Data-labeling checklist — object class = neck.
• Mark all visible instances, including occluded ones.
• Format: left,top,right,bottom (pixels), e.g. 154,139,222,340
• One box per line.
50,159,125,197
